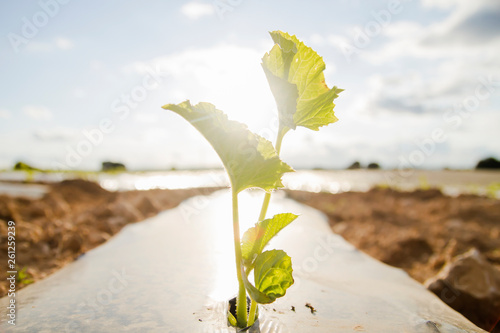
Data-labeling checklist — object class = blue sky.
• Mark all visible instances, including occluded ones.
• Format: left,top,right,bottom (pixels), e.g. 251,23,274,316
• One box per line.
1,0,499,170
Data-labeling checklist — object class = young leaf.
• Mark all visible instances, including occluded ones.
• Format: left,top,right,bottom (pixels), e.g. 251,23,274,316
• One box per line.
242,250,293,304
163,101,293,194
241,266,274,304
262,30,343,132
241,213,298,268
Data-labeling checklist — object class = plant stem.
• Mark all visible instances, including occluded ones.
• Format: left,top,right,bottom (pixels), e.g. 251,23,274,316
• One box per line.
257,127,286,222
275,126,285,155
247,297,258,326
248,126,287,327
257,192,271,222
232,189,248,328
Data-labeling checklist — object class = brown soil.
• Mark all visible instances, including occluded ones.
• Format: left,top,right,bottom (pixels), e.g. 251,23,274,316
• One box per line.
0,179,220,297
286,188,500,332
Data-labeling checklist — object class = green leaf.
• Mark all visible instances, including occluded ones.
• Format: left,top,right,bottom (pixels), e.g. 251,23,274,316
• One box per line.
241,213,298,268
227,311,238,327
262,30,343,132
242,250,293,304
241,266,274,304
254,250,294,300
163,101,293,194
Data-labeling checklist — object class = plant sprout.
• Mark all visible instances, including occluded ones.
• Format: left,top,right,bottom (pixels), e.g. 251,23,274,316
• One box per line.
163,31,342,329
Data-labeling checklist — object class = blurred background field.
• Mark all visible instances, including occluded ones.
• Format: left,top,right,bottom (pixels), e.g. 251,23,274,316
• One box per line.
1,167,500,198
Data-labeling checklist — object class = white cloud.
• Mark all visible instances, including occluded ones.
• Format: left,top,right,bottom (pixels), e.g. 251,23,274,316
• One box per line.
55,37,74,50
421,0,497,11
134,112,159,123
0,109,11,119
115,43,291,169
421,0,459,10
362,0,500,64
23,105,53,120
352,0,500,119
422,2,500,46
180,2,215,20
33,127,79,141
25,41,53,53
309,33,325,46
25,37,74,52
327,34,351,47
128,43,275,132
309,32,354,51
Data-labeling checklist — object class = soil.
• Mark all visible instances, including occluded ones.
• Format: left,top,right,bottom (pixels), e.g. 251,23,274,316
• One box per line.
1,180,499,331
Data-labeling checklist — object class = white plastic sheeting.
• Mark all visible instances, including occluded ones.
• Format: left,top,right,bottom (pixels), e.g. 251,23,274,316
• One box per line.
0,190,485,332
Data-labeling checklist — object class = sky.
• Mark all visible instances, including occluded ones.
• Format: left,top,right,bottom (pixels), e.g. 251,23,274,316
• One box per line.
1,0,499,171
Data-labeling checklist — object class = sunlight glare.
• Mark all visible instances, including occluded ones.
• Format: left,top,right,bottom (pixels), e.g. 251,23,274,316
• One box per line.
207,191,264,301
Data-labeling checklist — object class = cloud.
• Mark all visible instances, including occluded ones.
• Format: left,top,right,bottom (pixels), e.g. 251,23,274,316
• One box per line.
375,97,426,114
23,105,53,120
421,4,500,46
309,33,326,46
25,37,75,52
421,0,498,10
116,43,291,169
348,0,499,68
55,37,74,50
33,127,79,141
180,2,215,20
310,33,352,58
362,59,500,118
134,112,159,123
421,0,461,10
348,0,500,119
25,41,53,53
360,72,433,116
0,109,11,119
455,10,500,42
127,43,275,131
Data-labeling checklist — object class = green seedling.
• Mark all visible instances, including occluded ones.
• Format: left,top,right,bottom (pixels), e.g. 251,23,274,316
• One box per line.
486,182,500,199
16,267,34,285
163,31,342,329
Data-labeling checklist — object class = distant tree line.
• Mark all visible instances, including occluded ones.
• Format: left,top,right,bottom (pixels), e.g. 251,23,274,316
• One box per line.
101,161,126,172
476,157,500,169
347,161,380,170
10,157,500,172
11,161,127,172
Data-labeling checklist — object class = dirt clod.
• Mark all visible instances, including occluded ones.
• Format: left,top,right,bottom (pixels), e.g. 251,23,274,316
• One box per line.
305,302,316,314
